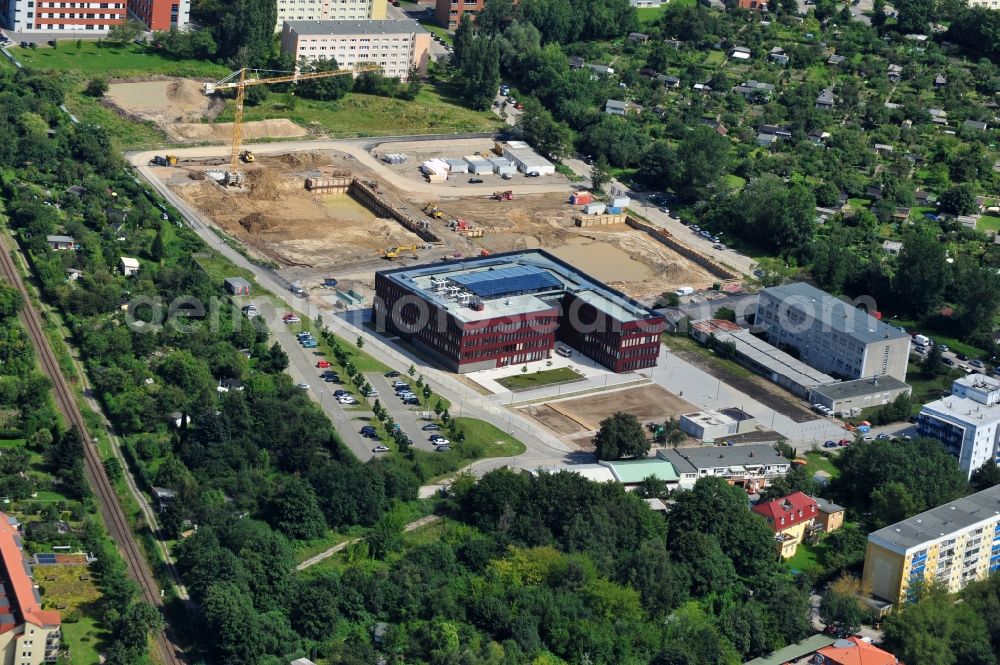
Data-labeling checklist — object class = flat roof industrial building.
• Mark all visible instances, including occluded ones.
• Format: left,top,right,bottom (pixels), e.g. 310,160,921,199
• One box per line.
712,327,834,397
373,250,665,373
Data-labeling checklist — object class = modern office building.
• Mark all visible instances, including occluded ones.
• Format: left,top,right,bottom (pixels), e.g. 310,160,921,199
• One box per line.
275,0,385,31
0,513,61,665
279,19,430,79
1,0,126,31
918,374,1000,478
755,282,910,382
130,0,188,30
862,484,1000,604
373,250,665,374
656,444,790,492
752,492,819,559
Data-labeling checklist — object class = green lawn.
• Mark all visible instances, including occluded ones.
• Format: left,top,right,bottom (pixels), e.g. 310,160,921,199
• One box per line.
636,6,667,26
885,317,986,359
804,451,839,478
722,174,746,190
63,93,166,150
785,541,823,574
703,51,725,66
9,42,228,78
412,416,526,482
496,366,585,391
219,85,501,138
419,19,454,44
904,362,965,406
977,214,1000,233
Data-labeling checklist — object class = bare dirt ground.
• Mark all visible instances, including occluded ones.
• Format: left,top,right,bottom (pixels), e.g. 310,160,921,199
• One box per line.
167,153,431,268
430,194,719,296
520,384,699,436
105,78,306,142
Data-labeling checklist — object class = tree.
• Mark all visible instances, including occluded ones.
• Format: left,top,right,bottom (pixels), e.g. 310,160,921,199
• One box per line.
265,476,328,541
590,159,611,193
893,229,948,318
476,0,517,34
456,33,502,111
295,58,353,101
84,78,109,98
894,0,934,34
883,585,997,665
970,460,1000,492
676,125,731,201
820,586,867,635
207,0,276,66
938,183,977,216
113,602,164,653
150,226,165,262
922,341,946,376
106,19,145,46
593,412,649,460
517,99,572,161
950,256,1000,337
355,335,364,349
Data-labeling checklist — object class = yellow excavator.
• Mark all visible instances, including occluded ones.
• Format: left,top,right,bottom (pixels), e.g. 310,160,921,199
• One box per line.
423,203,443,219
239,150,255,163
382,245,419,260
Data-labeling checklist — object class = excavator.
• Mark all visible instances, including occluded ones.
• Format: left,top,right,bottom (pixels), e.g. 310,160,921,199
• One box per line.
382,245,420,260
239,150,255,163
423,203,443,219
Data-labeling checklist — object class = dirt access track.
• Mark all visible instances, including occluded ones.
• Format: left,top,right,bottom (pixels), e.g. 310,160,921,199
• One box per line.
106,78,306,142
519,384,699,440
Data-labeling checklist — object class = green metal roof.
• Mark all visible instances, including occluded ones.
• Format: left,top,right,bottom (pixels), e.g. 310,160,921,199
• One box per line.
744,634,837,665
603,459,679,484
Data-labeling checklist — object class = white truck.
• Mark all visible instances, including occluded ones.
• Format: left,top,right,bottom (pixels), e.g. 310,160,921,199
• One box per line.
913,334,931,348
674,286,695,297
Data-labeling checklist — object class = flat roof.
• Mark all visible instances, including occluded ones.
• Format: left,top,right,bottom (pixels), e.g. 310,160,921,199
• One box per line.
0,512,59,628
868,484,1000,553
284,19,428,36
600,458,679,483
810,375,910,401
379,249,661,326
760,282,909,345
502,141,554,168
814,496,845,514
920,394,1000,425
657,443,789,473
225,276,252,286
530,464,616,483
715,329,834,388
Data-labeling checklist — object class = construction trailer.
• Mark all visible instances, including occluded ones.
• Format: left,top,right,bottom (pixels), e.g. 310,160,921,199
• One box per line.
499,140,556,175
464,156,492,174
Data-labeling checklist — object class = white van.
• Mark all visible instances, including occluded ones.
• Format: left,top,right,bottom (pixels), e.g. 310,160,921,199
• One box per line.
555,345,573,358
675,286,695,297
913,334,930,348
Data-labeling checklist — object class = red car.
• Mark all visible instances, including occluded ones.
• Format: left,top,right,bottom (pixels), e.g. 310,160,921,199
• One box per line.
316,360,331,368
838,439,851,446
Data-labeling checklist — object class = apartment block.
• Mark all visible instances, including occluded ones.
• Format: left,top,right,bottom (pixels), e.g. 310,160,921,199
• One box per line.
434,0,477,30
280,19,430,79
918,374,1000,478
1,0,126,32
862,484,1000,604
129,0,188,30
0,513,61,665
275,0,386,31
755,282,911,382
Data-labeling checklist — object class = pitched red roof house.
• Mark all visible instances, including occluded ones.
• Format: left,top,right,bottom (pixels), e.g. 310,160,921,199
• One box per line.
752,491,817,531
814,636,899,665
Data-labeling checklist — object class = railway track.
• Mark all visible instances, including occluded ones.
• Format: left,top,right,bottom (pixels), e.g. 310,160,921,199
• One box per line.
0,236,186,665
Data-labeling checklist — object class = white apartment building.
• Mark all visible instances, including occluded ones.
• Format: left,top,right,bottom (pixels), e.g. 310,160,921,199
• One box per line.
863,484,1000,604
279,19,431,79
275,0,386,31
755,282,911,382
918,374,1000,478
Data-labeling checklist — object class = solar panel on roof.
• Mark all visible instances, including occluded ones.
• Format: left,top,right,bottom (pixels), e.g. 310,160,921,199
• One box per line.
450,266,561,299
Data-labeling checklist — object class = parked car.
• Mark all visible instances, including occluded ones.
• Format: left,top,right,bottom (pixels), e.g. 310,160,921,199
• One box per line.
323,375,339,383
333,390,349,397
385,370,401,378
422,423,441,431
296,383,310,390
823,440,837,448
402,398,420,405
838,439,851,446
429,434,446,442
469,177,484,184
970,359,985,368
317,360,331,368
372,445,389,453
940,344,951,353
957,352,969,361
876,433,891,440
435,445,452,452
283,315,300,323
302,341,318,348
364,389,379,397
296,332,313,340
943,357,955,366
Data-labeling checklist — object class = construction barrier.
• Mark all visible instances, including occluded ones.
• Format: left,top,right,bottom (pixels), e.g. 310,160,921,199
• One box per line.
625,215,739,281
305,176,351,193
574,213,627,227
348,179,442,243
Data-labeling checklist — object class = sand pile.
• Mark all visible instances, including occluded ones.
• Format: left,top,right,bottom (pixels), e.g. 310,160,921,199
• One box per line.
239,212,278,233
169,119,307,142
274,152,333,169
166,79,205,105
244,169,285,201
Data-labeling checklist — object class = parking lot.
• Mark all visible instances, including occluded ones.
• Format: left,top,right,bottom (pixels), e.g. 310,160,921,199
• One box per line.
364,372,451,453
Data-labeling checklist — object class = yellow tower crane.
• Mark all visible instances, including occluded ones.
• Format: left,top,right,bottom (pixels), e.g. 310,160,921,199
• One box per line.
204,66,377,184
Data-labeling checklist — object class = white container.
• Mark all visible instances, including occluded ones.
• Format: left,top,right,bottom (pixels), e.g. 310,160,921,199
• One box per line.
583,202,606,215
610,196,631,208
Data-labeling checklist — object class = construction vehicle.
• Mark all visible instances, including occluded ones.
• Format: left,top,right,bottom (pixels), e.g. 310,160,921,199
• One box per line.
204,65,377,185
423,204,443,219
239,150,255,163
150,154,179,167
492,190,513,201
382,245,420,259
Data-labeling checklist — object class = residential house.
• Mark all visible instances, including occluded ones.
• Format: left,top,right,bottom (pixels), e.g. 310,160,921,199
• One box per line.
934,73,947,87
586,63,615,77
658,74,681,88
692,82,712,92
568,55,585,69
891,207,911,222
119,257,140,277
0,513,61,665
291,659,318,665
882,240,903,255
815,87,835,110
699,117,727,135
737,0,767,8
65,268,83,282
729,46,752,60
769,46,789,65
807,129,830,144
758,123,792,138
217,378,245,393
628,32,649,43
734,80,775,102
887,64,903,82
152,487,177,512
46,235,74,250
605,99,629,115
756,132,780,148
224,276,252,295
928,108,949,125
700,0,724,8
663,38,683,48
813,637,899,665
656,443,791,492
752,492,819,559
914,190,933,204
828,54,846,65
964,119,989,132
873,143,894,156
64,184,85,197
814,496,845,533
630,0,662,6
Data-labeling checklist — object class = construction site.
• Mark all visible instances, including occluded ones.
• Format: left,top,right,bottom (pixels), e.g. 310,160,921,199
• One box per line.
156,141,727,302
